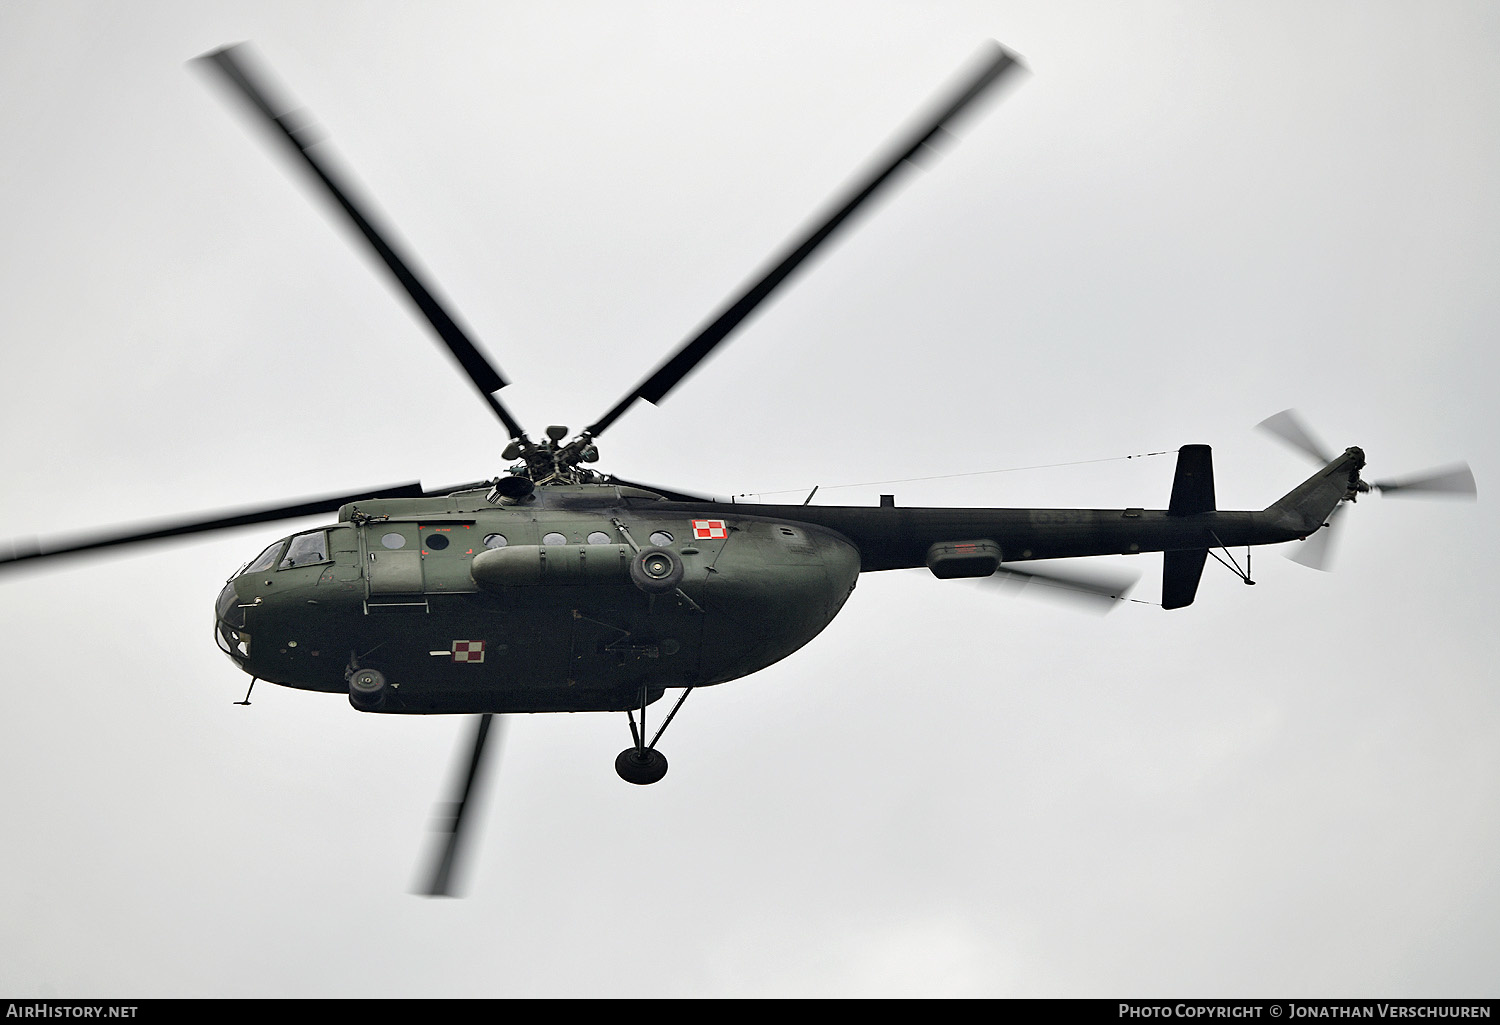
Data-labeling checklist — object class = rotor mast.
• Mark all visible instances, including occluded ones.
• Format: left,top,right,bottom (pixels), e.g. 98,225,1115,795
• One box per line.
502,427,600,485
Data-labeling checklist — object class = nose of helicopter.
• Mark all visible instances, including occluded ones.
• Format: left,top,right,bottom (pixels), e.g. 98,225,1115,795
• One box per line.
214,577,250,663
214,536,288,661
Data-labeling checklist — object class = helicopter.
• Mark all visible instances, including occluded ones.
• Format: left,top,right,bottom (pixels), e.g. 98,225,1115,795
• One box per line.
0,40,1475,899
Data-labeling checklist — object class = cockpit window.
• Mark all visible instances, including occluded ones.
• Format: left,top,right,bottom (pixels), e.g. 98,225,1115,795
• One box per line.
244,541,283,575
279,531,329,570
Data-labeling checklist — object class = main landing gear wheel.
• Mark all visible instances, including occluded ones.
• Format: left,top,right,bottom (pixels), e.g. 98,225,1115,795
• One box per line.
615,747,669,785
616,682,695,784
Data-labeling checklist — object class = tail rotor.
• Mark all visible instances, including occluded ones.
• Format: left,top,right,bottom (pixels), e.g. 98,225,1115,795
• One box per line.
1257,409,1476,571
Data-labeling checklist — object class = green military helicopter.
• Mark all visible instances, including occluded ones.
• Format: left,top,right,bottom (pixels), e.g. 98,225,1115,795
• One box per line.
0,42,1475,895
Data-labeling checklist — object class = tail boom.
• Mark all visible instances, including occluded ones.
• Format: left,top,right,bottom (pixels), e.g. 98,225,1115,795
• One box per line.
1264,446,1366,536
631,447,1367,575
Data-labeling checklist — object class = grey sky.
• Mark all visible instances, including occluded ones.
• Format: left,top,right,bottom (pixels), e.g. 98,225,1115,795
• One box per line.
1,1,1497,997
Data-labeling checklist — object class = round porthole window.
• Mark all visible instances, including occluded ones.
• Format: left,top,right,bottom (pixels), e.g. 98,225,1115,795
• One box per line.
482,533,508,549
587,531,612,545
542,532,567,546
649,530,674,546
381,532,406,550
426,533,450,550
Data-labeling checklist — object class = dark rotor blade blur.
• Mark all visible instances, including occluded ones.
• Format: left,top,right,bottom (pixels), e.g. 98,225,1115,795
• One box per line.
1257,409,1335,465
421,712,499,898
603,475,720,503
195,44,527,440
974,561,1138,614
419,477,500,496
1371,463,1477,499
585,41,1023,438
0,482,426,572
1286,501,1346,571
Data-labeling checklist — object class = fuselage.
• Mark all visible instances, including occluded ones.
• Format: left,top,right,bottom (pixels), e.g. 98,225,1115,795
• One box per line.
214,461,1342,714
215,484,862,713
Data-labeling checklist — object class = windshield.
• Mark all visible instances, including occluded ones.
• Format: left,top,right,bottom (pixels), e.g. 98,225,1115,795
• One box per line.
241,540,283,576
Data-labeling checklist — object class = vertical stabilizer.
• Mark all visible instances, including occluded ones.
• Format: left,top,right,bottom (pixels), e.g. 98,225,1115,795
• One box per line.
1163,549,1209,609
1266,447,1366,534
1162,445,1215,608
1168,444,1216,516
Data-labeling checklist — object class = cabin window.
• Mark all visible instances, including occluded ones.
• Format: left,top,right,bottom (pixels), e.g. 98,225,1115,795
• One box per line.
381,532,407,550
587,531,612,545
649,531,674,546
279,531,329,569
542,532,566,546
482,533,508,549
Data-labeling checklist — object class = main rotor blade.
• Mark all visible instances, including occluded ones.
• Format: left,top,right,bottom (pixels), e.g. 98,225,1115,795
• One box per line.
585,42,1023,438
1371,463,1477,499
0,482,427,573
1257,409,1335,465
975,561,1139,614
195,44,528,440
421,712,500,898
603,475,720,503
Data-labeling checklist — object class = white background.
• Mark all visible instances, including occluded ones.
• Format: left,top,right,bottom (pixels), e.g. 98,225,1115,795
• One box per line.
1,1,1496,997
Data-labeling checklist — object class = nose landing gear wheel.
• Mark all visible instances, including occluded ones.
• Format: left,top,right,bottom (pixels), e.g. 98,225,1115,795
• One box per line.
615,747,669,785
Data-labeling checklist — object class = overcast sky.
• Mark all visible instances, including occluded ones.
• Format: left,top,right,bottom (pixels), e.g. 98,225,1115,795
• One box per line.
1,0,1497,998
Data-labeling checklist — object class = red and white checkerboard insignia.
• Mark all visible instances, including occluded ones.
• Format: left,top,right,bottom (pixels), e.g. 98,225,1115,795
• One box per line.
691,519,727,540
451,640,486,663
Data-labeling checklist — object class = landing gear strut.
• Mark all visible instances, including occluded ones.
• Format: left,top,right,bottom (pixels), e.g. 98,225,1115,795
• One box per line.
615,683,695,785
